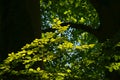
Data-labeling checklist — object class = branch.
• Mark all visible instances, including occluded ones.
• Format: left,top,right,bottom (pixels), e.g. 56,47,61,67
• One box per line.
42,22,98,38
42,28,56,33
61,22,97,35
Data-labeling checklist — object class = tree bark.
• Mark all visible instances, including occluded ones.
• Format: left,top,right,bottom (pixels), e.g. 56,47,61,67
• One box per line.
90,0,120,80
89,0,120,43
0,0,41,61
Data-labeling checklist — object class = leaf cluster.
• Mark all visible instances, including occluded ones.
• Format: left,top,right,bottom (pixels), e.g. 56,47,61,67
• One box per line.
0,19,105,80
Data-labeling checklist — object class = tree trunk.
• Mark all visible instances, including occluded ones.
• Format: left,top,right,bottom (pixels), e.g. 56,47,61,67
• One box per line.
89,0,120,43
0,0,41,61
89,0,120,80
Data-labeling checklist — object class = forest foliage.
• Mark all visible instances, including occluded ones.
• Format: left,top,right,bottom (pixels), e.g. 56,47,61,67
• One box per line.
0,0,120,80
0,19,103,79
